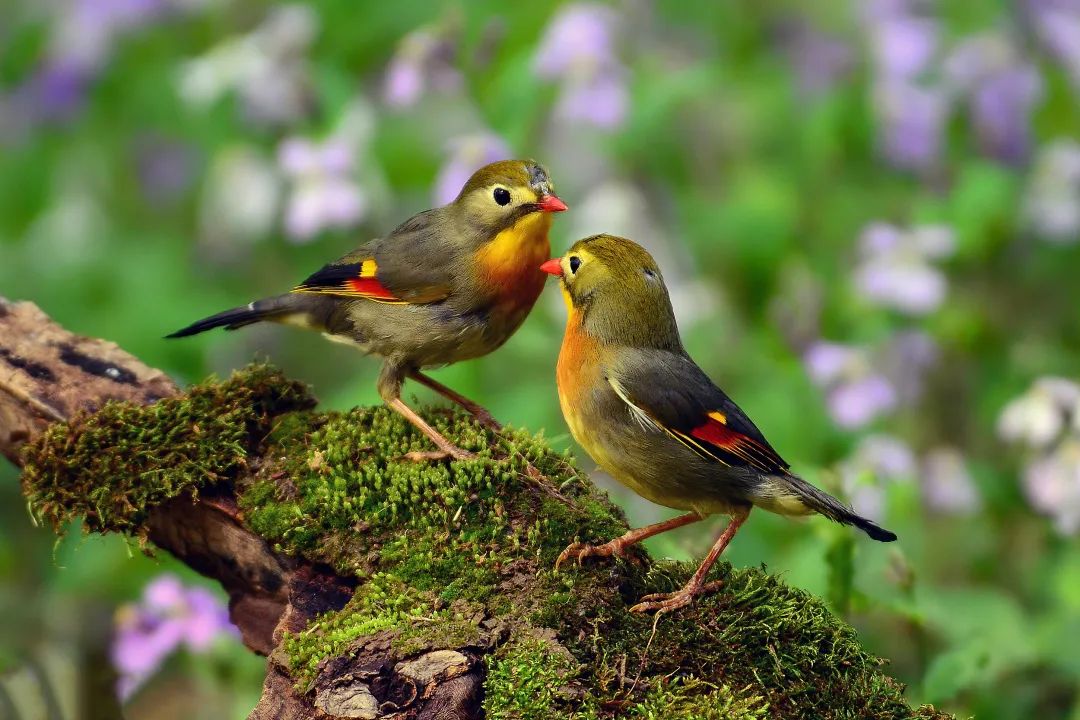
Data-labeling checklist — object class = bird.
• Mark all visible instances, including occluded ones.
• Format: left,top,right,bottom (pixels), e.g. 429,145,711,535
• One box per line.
168,159,568,461
540,234,896,614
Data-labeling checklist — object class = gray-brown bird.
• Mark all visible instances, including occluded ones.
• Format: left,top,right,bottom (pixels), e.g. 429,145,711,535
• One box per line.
541,234,895,614
169,160,567,460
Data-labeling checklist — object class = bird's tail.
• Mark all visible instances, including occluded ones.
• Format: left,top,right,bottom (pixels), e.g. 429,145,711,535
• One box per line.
165,295,306,338
769,473,897,542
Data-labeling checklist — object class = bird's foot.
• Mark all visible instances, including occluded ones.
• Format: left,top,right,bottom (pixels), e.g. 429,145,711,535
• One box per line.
629,580,724,615
555,538,631,570
402,446,476,463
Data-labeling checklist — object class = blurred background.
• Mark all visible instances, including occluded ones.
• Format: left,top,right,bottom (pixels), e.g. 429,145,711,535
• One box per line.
2,0,1080,717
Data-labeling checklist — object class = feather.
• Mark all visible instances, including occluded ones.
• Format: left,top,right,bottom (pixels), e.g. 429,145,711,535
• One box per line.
292,261,407,303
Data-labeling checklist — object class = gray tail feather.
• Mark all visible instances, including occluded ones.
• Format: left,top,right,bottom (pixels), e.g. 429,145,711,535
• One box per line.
786,474,897,542
165,296,295,338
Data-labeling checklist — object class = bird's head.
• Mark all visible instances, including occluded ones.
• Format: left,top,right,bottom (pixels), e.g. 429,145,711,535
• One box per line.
540,234,682,350
452,159,567,238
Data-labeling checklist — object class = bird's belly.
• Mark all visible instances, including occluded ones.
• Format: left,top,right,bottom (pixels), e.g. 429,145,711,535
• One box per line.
330,300,522,368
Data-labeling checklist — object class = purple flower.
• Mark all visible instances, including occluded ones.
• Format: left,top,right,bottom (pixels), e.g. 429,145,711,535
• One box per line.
882,330,938,403
533,4,618,77
555,69,628,129
278,136,366,242
874,80,948,171
862,0,948,171
871,16,939,79
22,60,92,121
805,333,937,429
921,447,981,514
803,342,858,385
52,0,170,72
1023,139,1080,243
382,29,462,108
944,34,1043,165
1023,440,1080,535
778,20,855,97
111,575,238,700
829,375,899,429
433,133,512,206
804,342,898,428
854,222,954,315
1025,0,1080,89
533,4,628,129
2,0,175,136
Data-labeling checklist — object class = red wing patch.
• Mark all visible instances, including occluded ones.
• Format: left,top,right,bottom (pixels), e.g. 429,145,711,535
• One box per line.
292,260,407,304
679,411,788,474
344,276,400,301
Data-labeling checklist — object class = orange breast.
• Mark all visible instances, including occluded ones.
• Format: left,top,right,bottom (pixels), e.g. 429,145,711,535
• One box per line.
556,307,604,441
474,212,552,316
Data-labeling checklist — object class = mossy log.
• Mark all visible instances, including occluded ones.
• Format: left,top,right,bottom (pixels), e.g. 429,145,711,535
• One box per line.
0,297,950,720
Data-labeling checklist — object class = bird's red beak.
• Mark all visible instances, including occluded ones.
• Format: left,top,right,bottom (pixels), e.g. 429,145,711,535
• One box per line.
536,194,568,213
539,258,564,276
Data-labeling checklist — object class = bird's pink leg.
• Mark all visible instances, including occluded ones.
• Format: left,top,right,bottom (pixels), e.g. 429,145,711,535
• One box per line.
556,512,704,569
630,507,751,615
408,371,502,431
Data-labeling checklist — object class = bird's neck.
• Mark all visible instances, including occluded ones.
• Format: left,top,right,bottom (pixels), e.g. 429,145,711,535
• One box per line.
473,212,552,310
574,292,684,352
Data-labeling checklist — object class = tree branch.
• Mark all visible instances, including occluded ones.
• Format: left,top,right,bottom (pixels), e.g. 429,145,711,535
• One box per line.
0,296,950,720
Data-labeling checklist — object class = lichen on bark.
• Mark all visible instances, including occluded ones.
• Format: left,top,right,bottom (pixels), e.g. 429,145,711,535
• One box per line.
18,364,951,719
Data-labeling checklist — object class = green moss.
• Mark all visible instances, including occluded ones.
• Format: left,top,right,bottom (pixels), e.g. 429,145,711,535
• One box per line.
533,559,945,720
483,637,599,720
243,403,624,686
19,365,951,719
627,677,769,719
281,572,483,691
21,364,314,535
237,404,623,583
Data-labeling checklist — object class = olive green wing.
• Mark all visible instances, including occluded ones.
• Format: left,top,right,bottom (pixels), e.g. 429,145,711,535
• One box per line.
292,209,457,304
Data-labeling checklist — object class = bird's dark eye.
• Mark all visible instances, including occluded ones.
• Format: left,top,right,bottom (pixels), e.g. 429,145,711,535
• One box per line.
568,256,581,274
493,188,511,206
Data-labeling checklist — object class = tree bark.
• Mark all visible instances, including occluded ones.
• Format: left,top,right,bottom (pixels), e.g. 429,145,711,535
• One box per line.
0,297,479,718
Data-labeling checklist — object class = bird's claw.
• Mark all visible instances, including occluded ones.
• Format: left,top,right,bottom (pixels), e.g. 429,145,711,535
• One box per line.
555,540,628,570
629,580,724,615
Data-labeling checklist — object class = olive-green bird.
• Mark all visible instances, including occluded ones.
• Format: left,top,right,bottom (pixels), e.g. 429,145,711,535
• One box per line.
540,235,895,614
169,159,567,460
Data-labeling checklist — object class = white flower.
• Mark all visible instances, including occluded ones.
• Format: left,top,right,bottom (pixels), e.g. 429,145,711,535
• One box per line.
998,377,1080,449
198,145,281,246
921,447,980,514
1023,439,1080,535
1024,139,1080,244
